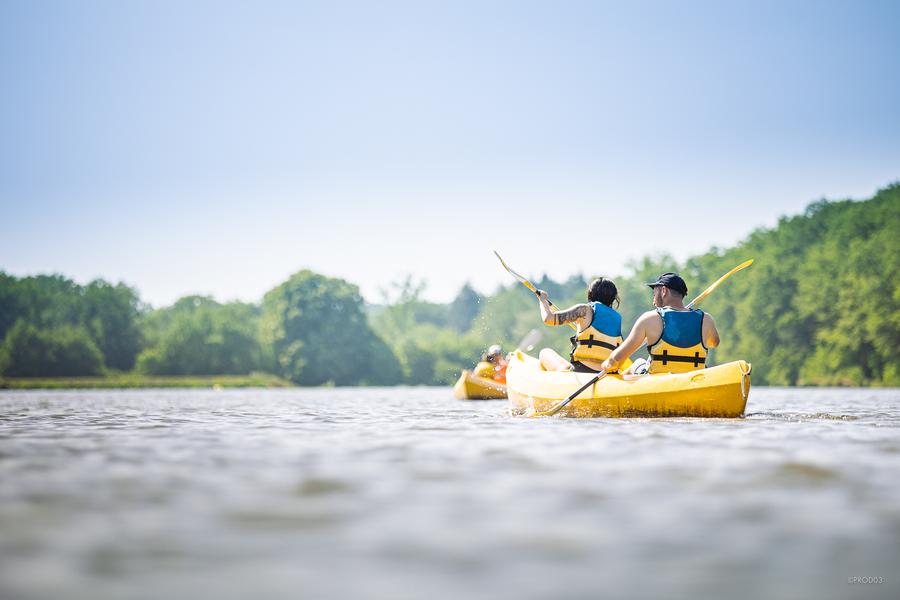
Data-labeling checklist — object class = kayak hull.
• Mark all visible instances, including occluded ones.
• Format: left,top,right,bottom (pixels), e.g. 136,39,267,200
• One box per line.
506,351,750,418
453,370,507,400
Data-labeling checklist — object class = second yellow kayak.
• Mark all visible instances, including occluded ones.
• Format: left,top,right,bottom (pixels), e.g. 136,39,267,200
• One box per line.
453,370,507,400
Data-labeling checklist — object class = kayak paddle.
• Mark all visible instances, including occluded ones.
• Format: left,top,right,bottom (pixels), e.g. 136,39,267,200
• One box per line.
686,259,754,309
514,328,543,353
493,250,577,331
530,370,608,417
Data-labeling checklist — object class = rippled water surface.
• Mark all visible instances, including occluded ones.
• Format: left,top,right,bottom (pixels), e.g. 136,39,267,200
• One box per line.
1,387,899,600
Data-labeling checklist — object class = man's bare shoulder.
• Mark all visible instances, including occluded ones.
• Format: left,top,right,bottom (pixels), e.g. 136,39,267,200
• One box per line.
635,309,661,324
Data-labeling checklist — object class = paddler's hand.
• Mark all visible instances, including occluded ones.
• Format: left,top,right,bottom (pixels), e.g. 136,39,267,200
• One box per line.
536,289,558,325
600,357,617,372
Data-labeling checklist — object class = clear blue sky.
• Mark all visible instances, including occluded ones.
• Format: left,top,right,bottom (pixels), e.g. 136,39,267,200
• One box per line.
2,0,898,306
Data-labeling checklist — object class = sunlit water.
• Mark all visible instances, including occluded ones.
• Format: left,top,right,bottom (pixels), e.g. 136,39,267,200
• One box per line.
1,387,898,600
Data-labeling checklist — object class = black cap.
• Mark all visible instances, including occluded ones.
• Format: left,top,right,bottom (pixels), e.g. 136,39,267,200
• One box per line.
646,272,688,296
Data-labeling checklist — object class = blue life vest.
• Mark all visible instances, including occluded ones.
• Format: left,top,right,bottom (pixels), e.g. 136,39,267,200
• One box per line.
571,302,623,363
647,308,707,374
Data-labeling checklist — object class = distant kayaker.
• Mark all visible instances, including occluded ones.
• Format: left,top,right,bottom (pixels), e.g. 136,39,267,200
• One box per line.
473,344,508,383
601,272,719,375
535,277,623,373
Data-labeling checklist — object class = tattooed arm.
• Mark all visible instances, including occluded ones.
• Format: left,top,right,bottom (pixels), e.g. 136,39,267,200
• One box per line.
537,290,593,328
547,304,592,327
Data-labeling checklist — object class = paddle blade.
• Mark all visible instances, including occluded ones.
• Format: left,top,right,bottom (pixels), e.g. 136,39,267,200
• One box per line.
530,372,606,417
493,250,535,290
687,259,754,309
493,250,576,330
493,250,510,271
515,329,543,352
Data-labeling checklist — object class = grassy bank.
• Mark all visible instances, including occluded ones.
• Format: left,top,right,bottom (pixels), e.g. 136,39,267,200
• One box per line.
0,372,294,389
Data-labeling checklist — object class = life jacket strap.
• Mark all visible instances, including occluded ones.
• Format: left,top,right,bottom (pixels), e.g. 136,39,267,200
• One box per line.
575,334,618,352
649,349,706,367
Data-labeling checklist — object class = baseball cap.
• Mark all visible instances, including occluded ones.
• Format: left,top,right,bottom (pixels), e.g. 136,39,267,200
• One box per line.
646,272,688,296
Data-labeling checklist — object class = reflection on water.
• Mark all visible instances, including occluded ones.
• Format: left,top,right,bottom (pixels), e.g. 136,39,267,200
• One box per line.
1,387,898,600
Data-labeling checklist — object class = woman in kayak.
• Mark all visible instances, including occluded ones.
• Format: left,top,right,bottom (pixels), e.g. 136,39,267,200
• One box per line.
535,277,623,373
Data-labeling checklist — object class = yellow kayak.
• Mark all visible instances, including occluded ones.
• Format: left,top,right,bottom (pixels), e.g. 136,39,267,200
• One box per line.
506,351,751,417
453,370,507,400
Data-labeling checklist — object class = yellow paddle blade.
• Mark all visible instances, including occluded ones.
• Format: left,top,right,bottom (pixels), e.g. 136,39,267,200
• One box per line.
494,250,577,331
529,371,608,417
493,250,537,292
686,259,754,309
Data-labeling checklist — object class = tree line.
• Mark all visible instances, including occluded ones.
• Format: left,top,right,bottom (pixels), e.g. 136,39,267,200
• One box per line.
1,183,897,386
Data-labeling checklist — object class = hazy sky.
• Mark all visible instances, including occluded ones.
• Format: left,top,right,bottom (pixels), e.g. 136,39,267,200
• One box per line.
2,0,898,307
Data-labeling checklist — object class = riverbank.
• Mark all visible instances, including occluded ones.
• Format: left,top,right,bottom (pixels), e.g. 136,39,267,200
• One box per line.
0,372,294,389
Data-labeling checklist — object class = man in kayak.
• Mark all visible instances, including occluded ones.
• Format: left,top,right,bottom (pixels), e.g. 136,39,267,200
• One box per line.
535,277,623,373
473,344,508,383
601,272,719,375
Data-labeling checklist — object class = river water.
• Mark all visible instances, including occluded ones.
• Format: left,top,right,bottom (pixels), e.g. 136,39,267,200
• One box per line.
1,387,898,600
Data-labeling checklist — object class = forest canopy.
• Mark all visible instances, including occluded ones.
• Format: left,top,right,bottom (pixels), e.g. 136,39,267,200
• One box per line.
2,184,898,386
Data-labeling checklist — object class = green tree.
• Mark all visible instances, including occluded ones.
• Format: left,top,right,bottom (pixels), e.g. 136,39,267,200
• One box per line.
0,320,103,376
447,283,482,332
260,270,402,385
82,280,143,371
137,296,262,375
0,273,144,373
677,183,900,385
0,272,21,340
4,274,83,330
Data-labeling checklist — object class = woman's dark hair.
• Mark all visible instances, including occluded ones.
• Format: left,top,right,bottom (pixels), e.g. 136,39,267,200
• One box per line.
587,277,619,308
